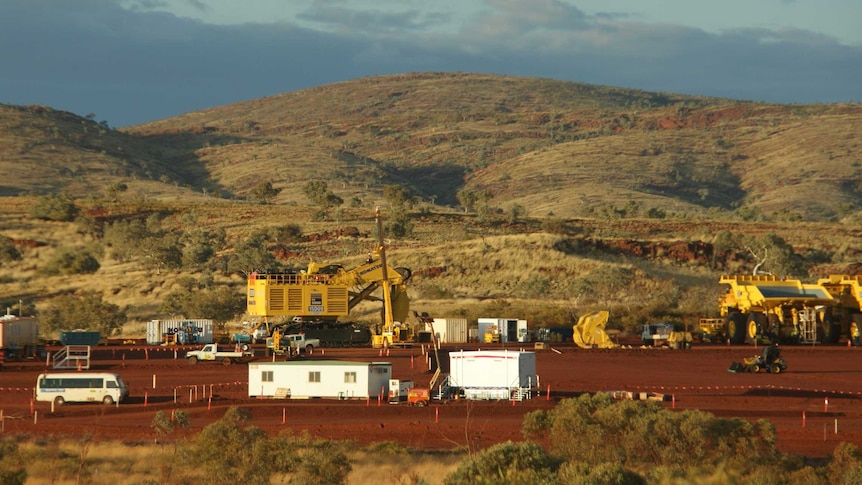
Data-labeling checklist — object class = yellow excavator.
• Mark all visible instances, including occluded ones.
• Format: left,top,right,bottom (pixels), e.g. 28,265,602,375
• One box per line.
246,208,413,348
572,311,617,349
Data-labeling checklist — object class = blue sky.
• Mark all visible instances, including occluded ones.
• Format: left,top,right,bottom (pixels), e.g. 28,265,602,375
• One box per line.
1,0,860,127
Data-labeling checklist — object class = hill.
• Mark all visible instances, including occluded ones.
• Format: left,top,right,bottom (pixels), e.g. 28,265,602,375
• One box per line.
0,73,860,337
3,73,861,221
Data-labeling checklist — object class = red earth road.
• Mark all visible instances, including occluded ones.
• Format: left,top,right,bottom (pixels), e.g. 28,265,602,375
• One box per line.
1,343,861,458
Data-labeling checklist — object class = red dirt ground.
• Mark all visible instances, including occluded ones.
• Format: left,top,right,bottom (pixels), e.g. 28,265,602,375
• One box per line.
1,343,861,459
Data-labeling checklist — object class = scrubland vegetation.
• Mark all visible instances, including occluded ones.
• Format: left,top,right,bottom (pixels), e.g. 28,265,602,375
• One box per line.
3,394,862,484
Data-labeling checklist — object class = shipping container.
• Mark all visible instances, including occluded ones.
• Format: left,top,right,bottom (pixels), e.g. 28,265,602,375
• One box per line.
0,315,40,358
448,350,538,400
146,319,214,345
428,318,469,343
59,331,102,346
477,318,529,343
248,361,392,400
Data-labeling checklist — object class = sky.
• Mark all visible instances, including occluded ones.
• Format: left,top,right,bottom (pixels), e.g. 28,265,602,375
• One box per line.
1,0,860,127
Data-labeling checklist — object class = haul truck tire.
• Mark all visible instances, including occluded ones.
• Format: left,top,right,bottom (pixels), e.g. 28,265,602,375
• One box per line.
726,312,747,344
746,312,766,344
818,311,840,344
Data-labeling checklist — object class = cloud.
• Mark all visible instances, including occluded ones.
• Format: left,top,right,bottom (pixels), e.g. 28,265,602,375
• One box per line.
0,1,859,127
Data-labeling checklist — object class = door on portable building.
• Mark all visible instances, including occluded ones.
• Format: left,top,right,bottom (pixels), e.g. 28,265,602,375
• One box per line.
506,320,518,343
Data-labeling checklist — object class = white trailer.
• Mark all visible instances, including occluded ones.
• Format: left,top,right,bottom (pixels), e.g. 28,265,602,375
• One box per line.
447,350,538,400
477,318,529,343
0,314,39,358
428,318,469,343
147,319,214,345
248,361,392,400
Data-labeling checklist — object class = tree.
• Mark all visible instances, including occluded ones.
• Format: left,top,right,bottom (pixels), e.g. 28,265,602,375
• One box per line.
0,235,21,265
42,247,100,275
30,193,78,221
250,181,282,204
444,441,562,485
228,234,277,275
188,407,275,482
456,189,479,212
40,293,128,336
160,286,245,328
0,437,27,485
105,182,128,201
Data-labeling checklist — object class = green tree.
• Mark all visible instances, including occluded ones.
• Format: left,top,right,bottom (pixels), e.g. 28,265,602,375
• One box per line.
445,441,562,485
250,181,282,204
456,189,478,212
186,407,275,482
30,193,78,221
0,235,21,265
0,437,27,485
40,293,128,336
160,286,244,329
228,234,277,275
105,182,128,201
42,247,101,275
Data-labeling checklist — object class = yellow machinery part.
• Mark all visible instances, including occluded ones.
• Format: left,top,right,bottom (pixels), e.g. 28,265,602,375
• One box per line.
573,311,617,349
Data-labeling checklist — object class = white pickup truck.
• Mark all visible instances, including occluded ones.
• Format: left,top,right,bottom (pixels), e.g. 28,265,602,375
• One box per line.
186,343,254,365
266,333,321,356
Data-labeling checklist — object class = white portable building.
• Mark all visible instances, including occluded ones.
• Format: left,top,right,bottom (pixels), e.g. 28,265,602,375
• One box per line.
147,319,214,345
428,318,469,343
448,350,538,400
248,361,392,400
0,315,39,354
477,318,529,343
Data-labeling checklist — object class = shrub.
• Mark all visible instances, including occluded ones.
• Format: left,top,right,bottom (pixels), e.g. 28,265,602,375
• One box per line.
42,247,100,275
444,441,562,485
40,292,128,336
30,194,78,221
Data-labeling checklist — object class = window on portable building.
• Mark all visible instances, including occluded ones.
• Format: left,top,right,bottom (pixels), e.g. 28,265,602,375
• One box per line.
309,371,321,383
344,371,357,383
262,371,274,382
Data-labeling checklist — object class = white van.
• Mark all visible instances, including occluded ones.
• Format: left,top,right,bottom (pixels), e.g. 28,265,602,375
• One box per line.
35,372,129,405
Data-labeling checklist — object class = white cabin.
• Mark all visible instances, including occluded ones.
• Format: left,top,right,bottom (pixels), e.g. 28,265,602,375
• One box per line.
248,360,392,400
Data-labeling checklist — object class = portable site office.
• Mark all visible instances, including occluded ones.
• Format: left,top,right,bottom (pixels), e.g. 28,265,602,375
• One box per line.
248,361,392,400
447,350,538,400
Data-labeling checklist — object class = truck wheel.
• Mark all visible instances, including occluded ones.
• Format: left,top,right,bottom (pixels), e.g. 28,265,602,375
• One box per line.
305,345,314,354
222,358,232,366
746,313,766,344
103,395,114,405
750,364,760,373
188,356,198,364
54,396,65,407
415,400,427,407
726,312,747,344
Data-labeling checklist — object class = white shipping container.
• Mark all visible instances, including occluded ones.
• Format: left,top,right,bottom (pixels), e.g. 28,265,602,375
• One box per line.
249,361,392,399
429,318,469,343
0,315,40,350
146,319,214,345
448,350,537,390
477,318,529,343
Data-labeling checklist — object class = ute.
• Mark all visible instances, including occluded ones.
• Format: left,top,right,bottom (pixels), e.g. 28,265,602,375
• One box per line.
185,343,254,365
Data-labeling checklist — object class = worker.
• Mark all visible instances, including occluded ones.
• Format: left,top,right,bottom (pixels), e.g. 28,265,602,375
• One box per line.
762,342,779,363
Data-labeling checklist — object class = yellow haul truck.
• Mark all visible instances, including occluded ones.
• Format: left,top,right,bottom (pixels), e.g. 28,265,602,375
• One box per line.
817,275,862,345
718,275,835,344
246,209,413,348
